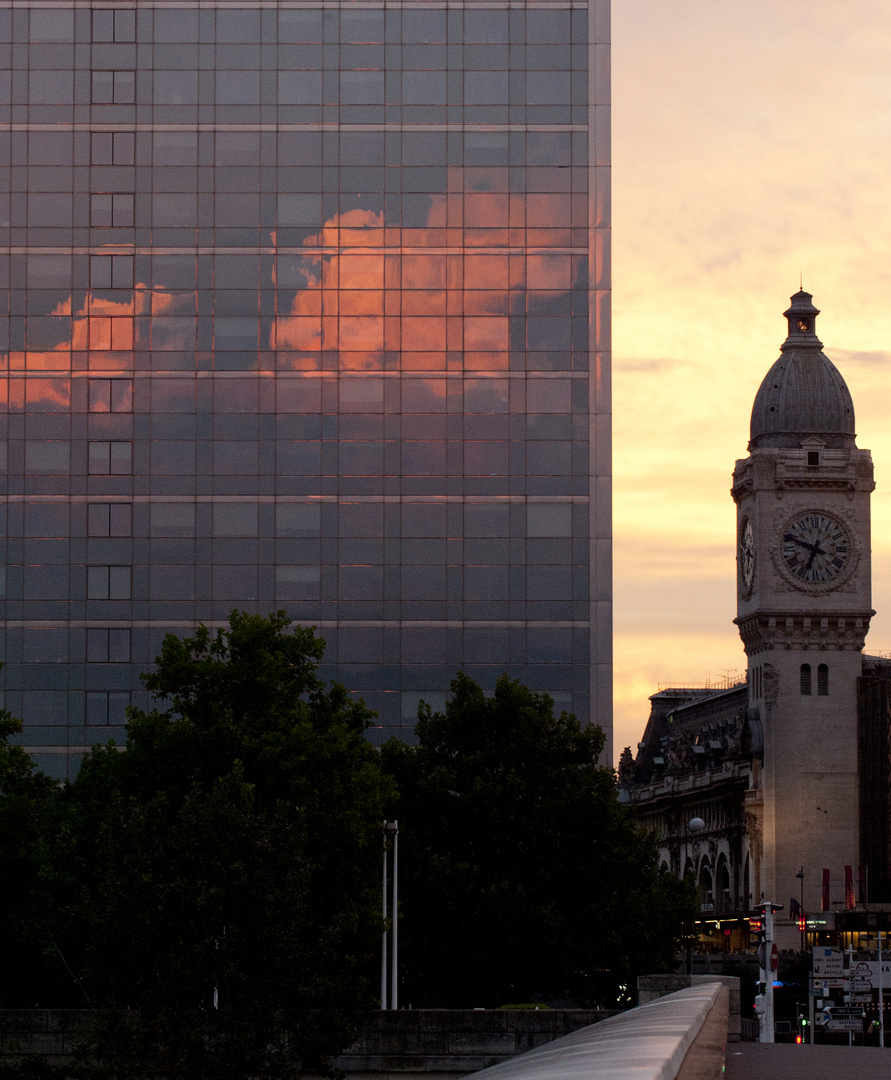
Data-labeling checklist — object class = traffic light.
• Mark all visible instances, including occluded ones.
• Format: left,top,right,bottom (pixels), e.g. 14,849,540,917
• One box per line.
797,915,806,931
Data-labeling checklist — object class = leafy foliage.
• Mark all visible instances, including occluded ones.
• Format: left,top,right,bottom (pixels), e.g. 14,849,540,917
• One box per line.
0,699,60,1010
380,672,697,1008
9,613,392,1080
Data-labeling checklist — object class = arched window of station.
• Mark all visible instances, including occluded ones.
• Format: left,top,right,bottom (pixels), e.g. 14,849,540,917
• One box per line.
817,663,829,696
800,663,812,695
683,857,696,883
699,859,714,911
715,855,731,913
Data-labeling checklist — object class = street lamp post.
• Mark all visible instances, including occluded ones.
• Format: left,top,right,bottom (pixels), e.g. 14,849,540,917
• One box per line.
391,821,398,1011
878,922,885,1049
381,821,399,1010
796,867,805,952
685,817,706,974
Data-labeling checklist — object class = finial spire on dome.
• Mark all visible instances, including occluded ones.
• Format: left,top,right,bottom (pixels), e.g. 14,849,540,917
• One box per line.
781,289,822,350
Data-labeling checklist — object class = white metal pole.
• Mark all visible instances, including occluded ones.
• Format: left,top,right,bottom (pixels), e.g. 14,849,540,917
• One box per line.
391,820,398,1010
763,904,775,1043
213,926,224,1009
879,928,885,1048
381,824,388,1010
848,942,854,1046
758,947,766,1043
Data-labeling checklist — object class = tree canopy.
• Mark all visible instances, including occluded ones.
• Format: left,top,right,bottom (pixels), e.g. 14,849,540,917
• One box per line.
1,627,698,1074
0,695,61,1011
3,613,393,1080
380,672,697,1008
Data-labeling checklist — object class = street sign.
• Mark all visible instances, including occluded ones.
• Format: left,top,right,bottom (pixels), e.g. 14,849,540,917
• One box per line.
813,948,844,977
814,977,844,990
825,1006,865,1016
845,979,872,992
846,960,891,988
849,993,873,1002
825,1018,863,1032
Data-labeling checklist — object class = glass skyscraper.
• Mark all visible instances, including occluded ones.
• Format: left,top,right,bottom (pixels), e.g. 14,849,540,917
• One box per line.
0,0,611,776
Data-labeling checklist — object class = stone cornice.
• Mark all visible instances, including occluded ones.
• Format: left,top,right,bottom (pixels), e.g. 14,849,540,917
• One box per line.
628,768,751,807
734,610,874,655
731,453,874,504
731,475,754,505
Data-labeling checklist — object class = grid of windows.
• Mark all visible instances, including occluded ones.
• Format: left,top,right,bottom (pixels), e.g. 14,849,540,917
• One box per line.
0,1,611,777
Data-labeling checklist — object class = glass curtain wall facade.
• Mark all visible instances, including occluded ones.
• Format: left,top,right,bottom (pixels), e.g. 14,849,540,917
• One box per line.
0,0,611,776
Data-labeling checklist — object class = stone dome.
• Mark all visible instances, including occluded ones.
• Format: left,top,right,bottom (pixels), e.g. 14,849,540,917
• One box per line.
749,290,856,449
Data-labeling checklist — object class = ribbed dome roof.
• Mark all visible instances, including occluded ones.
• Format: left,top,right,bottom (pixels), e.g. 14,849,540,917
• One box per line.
749,290,856,449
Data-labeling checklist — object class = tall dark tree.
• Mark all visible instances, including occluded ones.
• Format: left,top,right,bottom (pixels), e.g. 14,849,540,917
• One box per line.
43,612,393,1080
380,672,697,1008
0,688,60,1010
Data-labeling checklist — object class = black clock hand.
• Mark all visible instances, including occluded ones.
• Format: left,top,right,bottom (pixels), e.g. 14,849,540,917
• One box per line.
783,533,819,553
805,543,823,571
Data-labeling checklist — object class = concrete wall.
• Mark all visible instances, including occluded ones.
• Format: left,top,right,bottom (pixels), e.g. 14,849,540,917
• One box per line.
330,1010,612,1080
0,1010,91,1060
1,993,726,1080
0,1009,611,1078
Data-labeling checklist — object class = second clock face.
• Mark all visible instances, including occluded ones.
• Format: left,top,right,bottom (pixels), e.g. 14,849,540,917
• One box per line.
739,518,755,592
781,512,851,585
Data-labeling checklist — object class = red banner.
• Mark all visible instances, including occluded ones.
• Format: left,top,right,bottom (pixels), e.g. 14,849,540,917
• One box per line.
822,869,830,911
845,864,855,911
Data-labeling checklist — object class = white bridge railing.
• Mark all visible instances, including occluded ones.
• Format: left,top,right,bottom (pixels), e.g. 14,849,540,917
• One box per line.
467,983,727,1080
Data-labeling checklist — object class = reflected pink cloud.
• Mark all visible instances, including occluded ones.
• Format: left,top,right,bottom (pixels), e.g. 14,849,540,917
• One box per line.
1,189,578,384
7,376,71,411
269,192,567,368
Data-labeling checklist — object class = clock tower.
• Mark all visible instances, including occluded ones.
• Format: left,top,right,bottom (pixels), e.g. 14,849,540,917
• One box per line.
732,290,875,940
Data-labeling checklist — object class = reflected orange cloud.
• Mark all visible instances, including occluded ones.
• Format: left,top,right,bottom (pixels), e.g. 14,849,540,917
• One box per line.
3,289,139,373
7,376,71,411
5,182,578,380
270,184,581,370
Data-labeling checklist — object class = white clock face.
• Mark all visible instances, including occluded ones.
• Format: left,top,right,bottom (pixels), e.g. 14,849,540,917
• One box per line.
739,518,755,592
781,513,851,585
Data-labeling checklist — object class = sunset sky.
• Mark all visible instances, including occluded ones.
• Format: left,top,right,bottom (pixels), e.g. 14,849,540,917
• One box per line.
610,0,891,761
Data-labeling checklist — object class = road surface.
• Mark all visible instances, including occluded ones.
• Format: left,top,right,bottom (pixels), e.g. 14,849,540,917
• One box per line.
725,1042,891,1079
